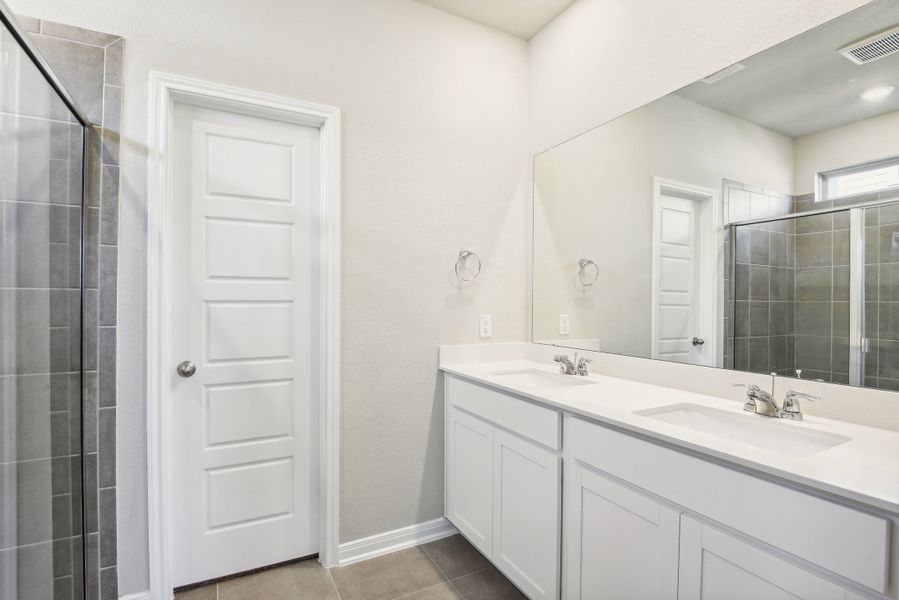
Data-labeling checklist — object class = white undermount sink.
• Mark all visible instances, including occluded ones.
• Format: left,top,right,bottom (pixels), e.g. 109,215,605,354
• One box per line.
635,403,851,457
488,368,597,390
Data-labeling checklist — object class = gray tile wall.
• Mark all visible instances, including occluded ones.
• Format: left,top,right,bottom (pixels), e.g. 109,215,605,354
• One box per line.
732,219,797,376
728,183,796,376
862,195,899,391
21,17,121,600
0,17,86,600
733,188,899,387
791,201,851,383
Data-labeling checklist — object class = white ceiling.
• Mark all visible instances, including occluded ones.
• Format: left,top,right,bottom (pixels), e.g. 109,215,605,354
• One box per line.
413,0,577,39
676,0,899,138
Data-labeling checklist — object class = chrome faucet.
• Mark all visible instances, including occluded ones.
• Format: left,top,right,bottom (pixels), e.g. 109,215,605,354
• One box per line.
733,372,781,418
554,353,576,375
780,390,819,421
734,372,822,421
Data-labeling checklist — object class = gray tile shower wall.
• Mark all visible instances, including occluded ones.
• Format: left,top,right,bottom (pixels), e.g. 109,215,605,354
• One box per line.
24,19,123,600
863,194,899,391
727,182,795,376
0,20,87,600
792,205,851,384
733,189,899,386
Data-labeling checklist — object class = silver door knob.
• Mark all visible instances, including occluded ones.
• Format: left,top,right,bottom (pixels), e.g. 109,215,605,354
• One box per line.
176,361,196,378
691,337,705,347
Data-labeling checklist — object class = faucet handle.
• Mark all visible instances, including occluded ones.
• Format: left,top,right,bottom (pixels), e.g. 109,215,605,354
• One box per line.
733,382,757,406
732,383,761,393
785,390,819,402
576,356,593,376
781,390,818,421
553,354,574,374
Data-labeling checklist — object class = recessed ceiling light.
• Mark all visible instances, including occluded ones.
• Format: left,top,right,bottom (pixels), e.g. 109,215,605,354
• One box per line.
861,86,895,101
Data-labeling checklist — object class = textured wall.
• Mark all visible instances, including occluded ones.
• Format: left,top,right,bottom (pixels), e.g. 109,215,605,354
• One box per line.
9,0,530,595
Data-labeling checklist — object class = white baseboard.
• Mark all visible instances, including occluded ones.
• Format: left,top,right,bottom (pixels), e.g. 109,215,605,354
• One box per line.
337,517,457,566
120,593,150,600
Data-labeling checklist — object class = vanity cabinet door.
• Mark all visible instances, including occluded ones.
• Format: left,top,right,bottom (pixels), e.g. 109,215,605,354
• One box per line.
678,516,861,600
492,429,561,600
445,407,494,556
563,461,679,600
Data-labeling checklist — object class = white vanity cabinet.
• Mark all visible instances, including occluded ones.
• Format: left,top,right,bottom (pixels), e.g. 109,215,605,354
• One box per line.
565,415,891,600
445,376,561,600
442,366,896,600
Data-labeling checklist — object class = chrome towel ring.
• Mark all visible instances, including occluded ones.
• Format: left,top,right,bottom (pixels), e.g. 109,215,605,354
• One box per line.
455,250,482,282
578,258,599,286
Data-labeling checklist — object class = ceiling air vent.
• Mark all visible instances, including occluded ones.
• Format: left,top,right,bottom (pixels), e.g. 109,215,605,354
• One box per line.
839,25,899,65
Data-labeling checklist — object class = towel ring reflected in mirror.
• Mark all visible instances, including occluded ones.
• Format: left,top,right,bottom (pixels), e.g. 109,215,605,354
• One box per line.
578,258,599,286
455,250,482,282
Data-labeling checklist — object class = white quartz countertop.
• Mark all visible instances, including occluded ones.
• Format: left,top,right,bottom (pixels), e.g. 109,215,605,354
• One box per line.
441,360,899,516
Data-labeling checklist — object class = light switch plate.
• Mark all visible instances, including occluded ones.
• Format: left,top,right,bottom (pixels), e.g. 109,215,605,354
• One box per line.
560,314,570,335
479,314,492,338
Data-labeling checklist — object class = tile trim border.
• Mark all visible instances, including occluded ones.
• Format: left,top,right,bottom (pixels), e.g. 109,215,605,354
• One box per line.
337,517,458,567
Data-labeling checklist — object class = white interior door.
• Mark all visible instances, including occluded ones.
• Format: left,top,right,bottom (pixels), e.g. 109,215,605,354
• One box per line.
170,102,321,586
654,194,703,364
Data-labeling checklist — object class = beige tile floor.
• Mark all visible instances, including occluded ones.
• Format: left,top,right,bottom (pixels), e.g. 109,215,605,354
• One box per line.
174,534,527,600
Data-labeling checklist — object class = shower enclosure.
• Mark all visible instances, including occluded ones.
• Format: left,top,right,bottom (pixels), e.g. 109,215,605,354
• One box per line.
731,199,899,391
1,5,90,600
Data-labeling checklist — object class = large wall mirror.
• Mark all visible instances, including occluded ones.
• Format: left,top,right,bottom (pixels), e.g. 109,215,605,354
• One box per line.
532,0,899,390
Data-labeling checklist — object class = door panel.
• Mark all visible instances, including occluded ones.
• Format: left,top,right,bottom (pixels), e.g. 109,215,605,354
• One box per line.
492,430,561,600
564,462,679,600
678,516,856,600
445,407,494,556
171,103,320,586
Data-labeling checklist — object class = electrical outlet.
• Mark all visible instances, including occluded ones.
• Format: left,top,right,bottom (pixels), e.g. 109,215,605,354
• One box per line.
559,314,570,335
479,314,492,338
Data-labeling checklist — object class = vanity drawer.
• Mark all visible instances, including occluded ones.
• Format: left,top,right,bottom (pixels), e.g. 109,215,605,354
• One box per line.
566,416,890,593
445,375,561,450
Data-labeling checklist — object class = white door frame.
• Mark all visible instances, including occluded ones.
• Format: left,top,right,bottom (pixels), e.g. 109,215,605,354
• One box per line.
650,177,721,367
146,71,341,600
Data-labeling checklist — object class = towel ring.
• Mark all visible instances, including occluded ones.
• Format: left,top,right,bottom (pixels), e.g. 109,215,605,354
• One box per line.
455,250,481,282
578,258,599,286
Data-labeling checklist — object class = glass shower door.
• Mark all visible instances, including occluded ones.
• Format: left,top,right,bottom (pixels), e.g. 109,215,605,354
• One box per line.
861,201,899,391
0,13,87,600
731,201,899,391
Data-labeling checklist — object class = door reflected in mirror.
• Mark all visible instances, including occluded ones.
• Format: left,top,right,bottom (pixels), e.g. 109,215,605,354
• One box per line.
532,0,899,390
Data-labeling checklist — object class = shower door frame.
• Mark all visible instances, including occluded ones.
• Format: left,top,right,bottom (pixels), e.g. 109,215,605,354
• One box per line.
848,208,866,386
